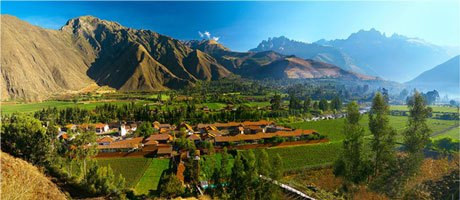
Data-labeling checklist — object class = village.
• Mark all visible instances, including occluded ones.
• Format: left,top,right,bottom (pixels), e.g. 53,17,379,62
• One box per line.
56,120,326,158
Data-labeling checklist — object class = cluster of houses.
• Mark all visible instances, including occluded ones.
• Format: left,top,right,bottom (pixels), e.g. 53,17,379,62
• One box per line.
57,120,319,158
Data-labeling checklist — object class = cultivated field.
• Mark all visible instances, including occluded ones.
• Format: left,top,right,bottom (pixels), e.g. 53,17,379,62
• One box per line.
97,157,152,188
391,105,459,113
134,159,170,195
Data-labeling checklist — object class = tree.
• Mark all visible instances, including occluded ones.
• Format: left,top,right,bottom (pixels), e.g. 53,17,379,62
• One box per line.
85,162,126,195
229,153,247,199
424,90,439,105
319,99,329,112
134,122,155,138
334,101,369,186
1,114,52,166
71,130,98,178
303,96,312,113
330,96,342,111
368,93,397,178
404,92,431,156
399,89,409,100
159,173,184,198
271,153,283,180
270,94,282,110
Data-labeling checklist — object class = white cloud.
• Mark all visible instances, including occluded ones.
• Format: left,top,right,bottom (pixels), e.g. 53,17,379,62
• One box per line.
198,30,220,42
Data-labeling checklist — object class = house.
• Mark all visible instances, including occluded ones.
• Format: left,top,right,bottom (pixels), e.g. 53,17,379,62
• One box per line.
177,122,194,135
97,137,144,153
97,136,114,146
94,123,110,134
62,124,77,132
145,133,173,144
214,129,316,146
157,145,173,158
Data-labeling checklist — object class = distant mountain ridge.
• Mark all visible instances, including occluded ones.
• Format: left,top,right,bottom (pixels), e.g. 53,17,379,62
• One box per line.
315,28,455,82
252,29,456,82
406,55,459,95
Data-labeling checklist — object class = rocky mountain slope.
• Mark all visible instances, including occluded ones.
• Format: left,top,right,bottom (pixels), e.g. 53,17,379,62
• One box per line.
1,15,231,100
2,15,380,101
406,55,459,94
1,151,67,200
1,15,96,101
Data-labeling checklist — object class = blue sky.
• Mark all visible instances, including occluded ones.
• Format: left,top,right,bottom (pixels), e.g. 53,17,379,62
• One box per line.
2,1,459,51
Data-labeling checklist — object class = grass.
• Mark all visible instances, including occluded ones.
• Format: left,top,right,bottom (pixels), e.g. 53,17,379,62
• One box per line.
97,157,152,188
266,142,342,172
243,101,271,108
391,105,459,113
1,100,144,114
202,102,227,110
134,158,170,195
289,115,458,142
433,126,460,140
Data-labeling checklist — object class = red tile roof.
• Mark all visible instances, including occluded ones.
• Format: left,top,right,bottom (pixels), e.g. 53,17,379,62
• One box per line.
97,137,144,149
97,136,114,143
146,133,172,141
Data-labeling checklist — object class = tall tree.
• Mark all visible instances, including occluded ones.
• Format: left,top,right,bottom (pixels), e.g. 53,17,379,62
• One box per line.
319,99,329,112
330,96,342,111
369,93,396,177
403,92,431,174
229,153,246,199
270,94,282,111
303,96,312,113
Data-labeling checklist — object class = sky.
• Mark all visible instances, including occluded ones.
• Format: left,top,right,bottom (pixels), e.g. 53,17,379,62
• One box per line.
2,1,459,52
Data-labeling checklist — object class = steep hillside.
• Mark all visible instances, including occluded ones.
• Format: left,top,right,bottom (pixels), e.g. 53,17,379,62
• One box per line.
250,36,371,75
317,29,455,82
1,151,67,200
407,55,459,94
1,15,95,101
1,15,232,101
61,16,231,89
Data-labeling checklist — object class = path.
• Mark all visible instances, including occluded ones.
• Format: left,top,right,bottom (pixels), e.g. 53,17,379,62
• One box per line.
259,175,316,200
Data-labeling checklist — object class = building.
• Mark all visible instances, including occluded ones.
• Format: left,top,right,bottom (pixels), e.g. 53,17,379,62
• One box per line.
97,137,144,153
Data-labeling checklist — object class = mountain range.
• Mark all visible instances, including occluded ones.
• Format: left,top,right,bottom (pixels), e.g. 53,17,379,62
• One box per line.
252,29,456,82
1,15,378,101
407,55,459,95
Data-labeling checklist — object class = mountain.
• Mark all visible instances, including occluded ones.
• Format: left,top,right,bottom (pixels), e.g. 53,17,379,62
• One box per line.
406,55,459,95
1,151,67,200
1,15,231,100
317,28,455,82
244,56,377,80
1,15,96,101
249,36,373,75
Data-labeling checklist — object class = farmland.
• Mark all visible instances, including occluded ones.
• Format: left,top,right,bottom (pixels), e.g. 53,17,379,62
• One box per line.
97,157,152,188
0,100,146,114
134,159,170,195
391,105,459,113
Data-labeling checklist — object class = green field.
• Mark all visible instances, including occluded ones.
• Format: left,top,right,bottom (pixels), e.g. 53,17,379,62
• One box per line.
433,126,460,140
391,105,459,113
1,100,145,114
202,102,227,110
289,116,458,142
134,158,170,195
97,157,152,188
266,142,342,172
243,101,271,108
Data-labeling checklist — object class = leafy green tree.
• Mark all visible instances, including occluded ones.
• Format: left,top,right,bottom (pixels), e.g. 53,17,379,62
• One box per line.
319,99,329,112
159,173,184,198
1,114,52,166
134,122,155,138
303,96,312,113
369,93,397,177
85,163,126,195
330,96,342,111
403,92,431,173
229,153,247,199
68,130,97,178
334,101,369,185
270,94,282,111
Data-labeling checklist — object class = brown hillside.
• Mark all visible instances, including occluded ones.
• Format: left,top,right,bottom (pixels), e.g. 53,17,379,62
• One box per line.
1,15,95,101
1,151,67,200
